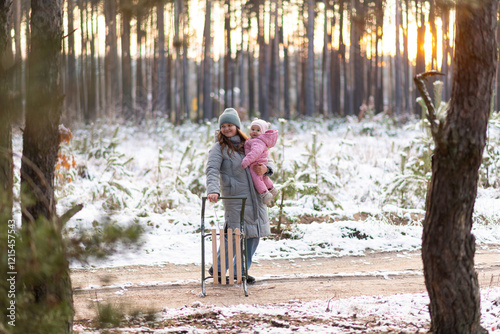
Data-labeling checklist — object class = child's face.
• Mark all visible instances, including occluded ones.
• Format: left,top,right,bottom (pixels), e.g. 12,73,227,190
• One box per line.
220,123,238,138
249,125,262,138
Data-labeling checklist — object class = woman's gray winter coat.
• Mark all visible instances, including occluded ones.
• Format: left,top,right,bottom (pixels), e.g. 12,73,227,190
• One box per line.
206,135,271,239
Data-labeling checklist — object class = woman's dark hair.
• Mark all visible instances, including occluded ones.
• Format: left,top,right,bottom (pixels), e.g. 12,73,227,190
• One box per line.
218,129,247,156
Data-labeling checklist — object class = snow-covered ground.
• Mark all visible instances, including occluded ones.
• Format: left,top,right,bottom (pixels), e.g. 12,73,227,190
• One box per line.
12,115,500,332
42,115,500,268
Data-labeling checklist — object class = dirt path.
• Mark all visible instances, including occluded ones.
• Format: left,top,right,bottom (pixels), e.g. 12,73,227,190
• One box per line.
72,247,500,321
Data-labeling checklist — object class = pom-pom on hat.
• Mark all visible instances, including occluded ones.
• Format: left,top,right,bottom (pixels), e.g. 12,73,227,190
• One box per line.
251,118,270,133
218,108,241,129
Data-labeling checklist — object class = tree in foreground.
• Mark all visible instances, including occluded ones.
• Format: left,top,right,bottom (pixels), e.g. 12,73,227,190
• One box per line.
416,0,497,333
19,0,75,332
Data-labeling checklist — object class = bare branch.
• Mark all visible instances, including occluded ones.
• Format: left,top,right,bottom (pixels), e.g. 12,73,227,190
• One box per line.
413,71,445,141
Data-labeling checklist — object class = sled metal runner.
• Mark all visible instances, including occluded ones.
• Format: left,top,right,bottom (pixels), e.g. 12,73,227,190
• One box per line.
201,196,249,297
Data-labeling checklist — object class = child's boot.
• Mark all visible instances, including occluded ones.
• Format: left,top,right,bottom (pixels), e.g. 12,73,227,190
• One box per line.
260,191,273,205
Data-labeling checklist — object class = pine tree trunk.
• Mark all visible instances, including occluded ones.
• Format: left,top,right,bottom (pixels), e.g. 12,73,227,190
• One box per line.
224,0,231,110
374,0,383,114
105,0,119,119
121,3,133,120
283,44,290,119
394,0,402,116
183,19,190,121
257,2,266,118
272,0,280,117
79,0,88,120
414,0,425,117
403,0,410,114
66,0,77,120
428,0,437,70
136,13,146,120
88,2,97,121
156,3,167,114
320,0,328,116
0,0,13,221
174,0,182,124
441,4,451,102
497,6,500,112
305,0,315,117
351,0,364,116
331,1,340,115
248,44,255,119
339,0,350,115
202,0,212,119
421,1,497,333
22,0,73,332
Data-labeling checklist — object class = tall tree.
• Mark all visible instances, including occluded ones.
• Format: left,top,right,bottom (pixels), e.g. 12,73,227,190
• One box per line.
87,0,97,121
338,0,350,115
374,0,384,114
224,0,232,110
156,1,167,114
330,1,341,115
0,0,13,221
305,0,315,117
394,0,402,116
202,0,213,119
65,0,78,120
21,0,74,332
350,0,365,116
320,0,329,116
440,1,452,102
403,0,411,114
174,0,183,123
414,0,426,117
120,0,133,119
182,4,190,121
135,4,147,119
105,0,119,119
271,0,280,117
416,0,498,333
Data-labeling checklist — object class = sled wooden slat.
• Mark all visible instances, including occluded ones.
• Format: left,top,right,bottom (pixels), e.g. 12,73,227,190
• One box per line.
235,228,242,284
220,230,226,285
212,229,218,285
228,228,234,285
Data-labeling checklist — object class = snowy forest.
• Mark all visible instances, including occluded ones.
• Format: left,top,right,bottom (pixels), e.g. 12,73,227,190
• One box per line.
1,0,500,333
2,0,484,124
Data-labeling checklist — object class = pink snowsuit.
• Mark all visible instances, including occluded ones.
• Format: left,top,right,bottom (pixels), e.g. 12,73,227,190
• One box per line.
241,129,279,194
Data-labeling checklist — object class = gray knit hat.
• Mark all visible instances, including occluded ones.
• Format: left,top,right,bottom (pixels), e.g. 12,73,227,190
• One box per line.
218,108,241,129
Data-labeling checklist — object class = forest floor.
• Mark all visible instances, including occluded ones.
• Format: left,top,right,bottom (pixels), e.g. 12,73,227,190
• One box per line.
71,246,500,332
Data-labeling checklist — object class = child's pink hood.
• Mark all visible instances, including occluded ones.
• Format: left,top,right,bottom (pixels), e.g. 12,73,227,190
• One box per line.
256,129,279,148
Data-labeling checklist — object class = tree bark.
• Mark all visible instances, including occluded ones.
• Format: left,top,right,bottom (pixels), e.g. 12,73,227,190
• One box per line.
394,0,402,116
414,0,426,117
0,0,13,222
305,0,315,117
105,0,119,119
121,1,133,120
403,0,410,114
136,10,146,120
202,0,212,120
156,2,166,115
224,0,231,110
87,2,97,121
22,0,73,332
420,1,497,333
374,0,383,114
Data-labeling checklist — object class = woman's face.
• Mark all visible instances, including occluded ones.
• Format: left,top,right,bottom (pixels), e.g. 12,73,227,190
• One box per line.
220,123,238,138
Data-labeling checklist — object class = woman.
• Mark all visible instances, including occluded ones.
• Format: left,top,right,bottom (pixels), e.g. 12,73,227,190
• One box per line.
206,108,273,284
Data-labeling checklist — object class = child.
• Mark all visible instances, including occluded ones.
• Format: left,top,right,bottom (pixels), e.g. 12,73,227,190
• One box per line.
241,118,279,205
